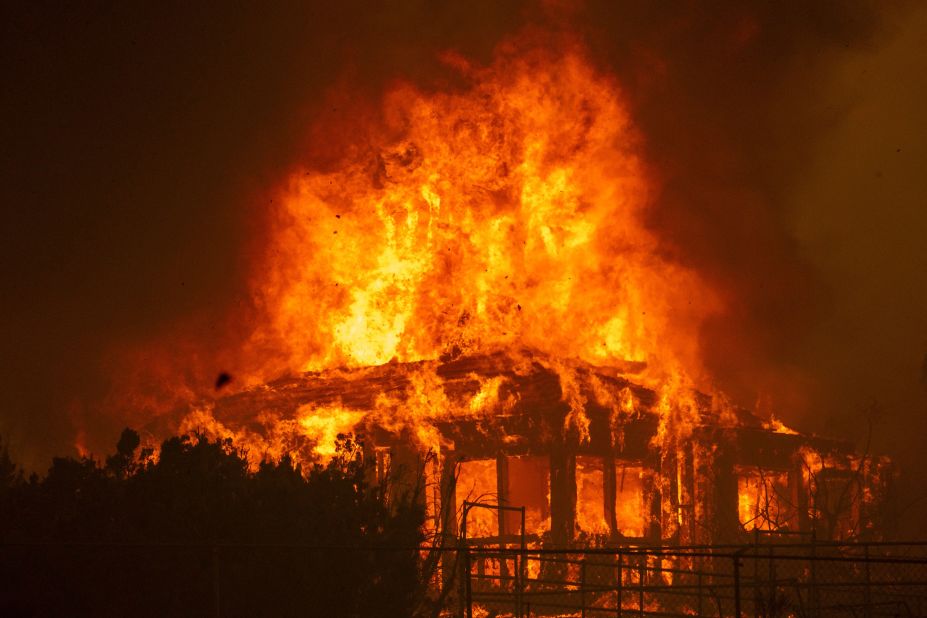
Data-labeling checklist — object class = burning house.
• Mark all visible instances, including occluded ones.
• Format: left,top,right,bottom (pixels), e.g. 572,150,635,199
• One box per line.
146,37,898,562
9,3,926,616
141,36,892,562
85,24,907,618
200,347,891,550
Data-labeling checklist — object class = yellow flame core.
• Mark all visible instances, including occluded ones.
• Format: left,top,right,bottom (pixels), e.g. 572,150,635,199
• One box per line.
296,405,365,459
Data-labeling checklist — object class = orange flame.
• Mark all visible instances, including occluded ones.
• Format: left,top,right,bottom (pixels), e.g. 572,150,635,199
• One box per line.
107,36,725,466
245,43,719,386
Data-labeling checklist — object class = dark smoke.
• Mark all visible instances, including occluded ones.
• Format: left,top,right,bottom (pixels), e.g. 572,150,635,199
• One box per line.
2,0,925,531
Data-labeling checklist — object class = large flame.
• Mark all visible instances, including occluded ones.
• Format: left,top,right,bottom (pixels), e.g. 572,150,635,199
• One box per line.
106,37,725,464
246,43,719,390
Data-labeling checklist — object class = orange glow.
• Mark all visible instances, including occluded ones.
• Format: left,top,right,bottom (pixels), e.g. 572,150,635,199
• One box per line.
457,459,499,539
283,51,705,361
179,39,722,459
575,455,608,535
94,30,730,471
615,464,645,537
763,415,799,435
505,455,550,535
78,25,891,617
736,467,796,532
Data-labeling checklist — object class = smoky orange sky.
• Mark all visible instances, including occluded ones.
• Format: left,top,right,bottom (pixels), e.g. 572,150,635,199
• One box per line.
2,2,926,528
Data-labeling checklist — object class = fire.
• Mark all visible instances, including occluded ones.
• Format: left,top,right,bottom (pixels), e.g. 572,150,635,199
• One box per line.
72,22,896,618
146,37,725,466
763,414,799,435
176,405,362,464
243,42,719,397
110,36,727,477
296,405,365,459
736,466,797,532
615,464,645,537
576,455,609,535
458,459,499,538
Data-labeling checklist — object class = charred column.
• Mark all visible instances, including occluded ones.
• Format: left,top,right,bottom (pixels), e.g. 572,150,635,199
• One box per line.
550,444,576,547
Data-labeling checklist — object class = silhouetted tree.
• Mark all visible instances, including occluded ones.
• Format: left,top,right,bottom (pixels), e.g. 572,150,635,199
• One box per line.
0,430,427,618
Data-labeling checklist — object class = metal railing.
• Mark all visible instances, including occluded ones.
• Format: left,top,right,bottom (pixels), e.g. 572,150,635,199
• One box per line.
460,533,927,617
460,500,528,617
4,534,926,616
458,510,927,618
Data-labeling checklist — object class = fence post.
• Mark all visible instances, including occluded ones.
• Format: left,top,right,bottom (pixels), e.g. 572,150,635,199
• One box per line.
810,531,818,618
616,550,623,618
461,502,470,618
864,544,872,618
733,551,742,618
639,560,645,618
581,557,587,618
465,545,473,618
212,545,221,618
753,529,759,617
697,565,703,618
519,506,526,618
767,544,775,618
